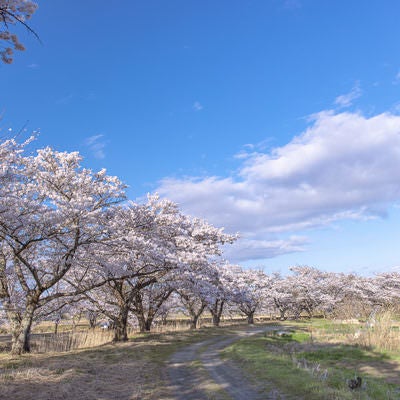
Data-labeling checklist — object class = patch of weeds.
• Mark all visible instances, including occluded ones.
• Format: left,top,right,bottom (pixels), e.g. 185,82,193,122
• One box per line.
291,355,329,382
54,367,65,375
292,331,310,342
2,373,15,381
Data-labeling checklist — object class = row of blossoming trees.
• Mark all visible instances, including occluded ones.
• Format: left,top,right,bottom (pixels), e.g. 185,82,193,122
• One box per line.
1,138,399,355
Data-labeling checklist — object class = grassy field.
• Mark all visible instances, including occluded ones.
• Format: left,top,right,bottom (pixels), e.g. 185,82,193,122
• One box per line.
222,319,400,399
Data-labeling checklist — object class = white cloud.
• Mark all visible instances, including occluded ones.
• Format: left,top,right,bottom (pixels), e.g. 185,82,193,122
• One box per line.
334,83,362,108
157,110,400,261
193,101,203,111
224,236,308,262
393,71,400,85
84,134,107,159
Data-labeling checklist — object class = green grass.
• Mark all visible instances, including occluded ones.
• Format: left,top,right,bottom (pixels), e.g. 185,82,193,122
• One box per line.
300,345,387,364
222,327,400,400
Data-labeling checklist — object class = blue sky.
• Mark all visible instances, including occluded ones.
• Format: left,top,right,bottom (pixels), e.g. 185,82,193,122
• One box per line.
2,0,400,274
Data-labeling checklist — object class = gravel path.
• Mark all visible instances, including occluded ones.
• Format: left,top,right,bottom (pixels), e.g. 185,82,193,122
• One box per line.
166,326,281,400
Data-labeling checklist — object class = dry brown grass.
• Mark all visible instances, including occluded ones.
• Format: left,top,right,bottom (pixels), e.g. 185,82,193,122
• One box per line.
30,329,117,353
0,325,256,400
0,315,254,355
0,333,182,399
305,309,400,353
0,340,167,400
356,309,400,351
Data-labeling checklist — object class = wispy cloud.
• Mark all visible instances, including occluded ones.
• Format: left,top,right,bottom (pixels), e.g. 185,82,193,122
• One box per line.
193,101,203,111
283,0,302,10
55,93,74,105
334,82,362,108
393,71,400,85
27,63,39,69
157,109,400,261
84,134,107,159
235,139,274,159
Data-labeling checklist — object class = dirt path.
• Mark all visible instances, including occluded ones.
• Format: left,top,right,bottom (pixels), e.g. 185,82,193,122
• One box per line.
166,325,281,400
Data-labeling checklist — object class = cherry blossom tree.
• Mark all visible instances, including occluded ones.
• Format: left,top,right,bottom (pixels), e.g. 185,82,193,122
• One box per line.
175,269,213,330
373,272,400,306
81,195,235,340
0,140,126,354
129,277,174,333
282,266,333,319
80,199,177,340
320,271,359,317
126,203,235,334
0,0,38,63
270,272,295,320
204,263,237,327
232,267,271,324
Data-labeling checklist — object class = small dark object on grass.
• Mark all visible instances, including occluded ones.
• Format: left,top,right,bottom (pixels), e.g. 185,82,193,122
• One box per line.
272,330,292,337
348,376,362,390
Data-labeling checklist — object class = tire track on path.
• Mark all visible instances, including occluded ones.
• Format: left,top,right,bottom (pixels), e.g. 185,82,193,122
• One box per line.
166,325,281,400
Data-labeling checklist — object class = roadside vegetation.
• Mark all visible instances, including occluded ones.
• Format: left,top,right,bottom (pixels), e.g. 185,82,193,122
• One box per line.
222,316,400,399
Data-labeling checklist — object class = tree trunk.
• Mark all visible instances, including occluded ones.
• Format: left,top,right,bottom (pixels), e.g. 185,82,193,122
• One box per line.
113,306,129,342
88,311,98,329
209,300,224,327
10,303,36,355
189,302,206,330
144,316,153,332
279,309,287,321
137,314,146,333
137,314,153,333
190,315,199,330
247,312,255,325
212,313,220,327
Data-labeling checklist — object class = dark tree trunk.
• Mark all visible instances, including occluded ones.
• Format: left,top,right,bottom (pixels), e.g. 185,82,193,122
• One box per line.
212,313,220,327
190,315,199,330
134,301,154,333
189,303,206,329
144,316,153,332
131,286,172,333
247,312,254,325
209,300,225,327
137,314,146,333
113,305,129,342
137,314,154,333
